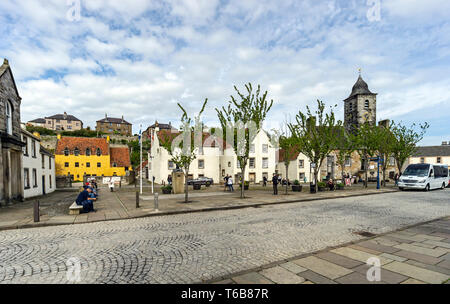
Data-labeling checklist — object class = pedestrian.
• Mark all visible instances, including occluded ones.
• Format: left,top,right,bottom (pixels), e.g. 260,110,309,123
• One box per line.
263,176,267,187
227,176,234,192
168,175,172,185
272,173,279,195
224,175,229,192
109,179,115,192
394,173,399,186
303,176,307,184
75,187,96,213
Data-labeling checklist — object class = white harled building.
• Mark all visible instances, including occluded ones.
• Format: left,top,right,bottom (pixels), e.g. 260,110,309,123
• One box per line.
148,126,277,185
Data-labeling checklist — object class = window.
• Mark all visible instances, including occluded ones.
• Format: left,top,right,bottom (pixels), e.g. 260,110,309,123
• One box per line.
168,161,175,170
198,159,205,169
86,162,91,168
437,157,441,164
249,158,255,169
32,169,37,188
345,157,351,167
86,148,91,156
74,147,80,156
49,175,52,189
250,144,255,153
31,140,36,157
364,100,370,109
228,162,231,168
112,162,118,167
389,157,395,166
299,173,306,180
96,148,102,156
65,162,69,168
420,157,425,164
6,101,13,135
349,103,353,112
64,147,69,156
75,162,79,167
42,155,45,169
299,159,305,168
97,163,101,168
262,158,269,169
49,156,52,169
237,160,241,168
23,136,29,156
24,169,30,189
262,144,268,153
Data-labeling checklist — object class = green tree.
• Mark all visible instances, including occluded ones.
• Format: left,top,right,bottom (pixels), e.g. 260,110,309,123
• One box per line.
289,100,342,193
279,135,298,194
216,83,273,199
391,121,429,174
354,122,383,188
160,99,208,204
335,130,355,182
25,125,55,136
377,124,396,187
128,139,150,168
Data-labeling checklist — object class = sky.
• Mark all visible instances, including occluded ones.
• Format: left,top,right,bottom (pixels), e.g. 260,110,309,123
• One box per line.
1,0,449,145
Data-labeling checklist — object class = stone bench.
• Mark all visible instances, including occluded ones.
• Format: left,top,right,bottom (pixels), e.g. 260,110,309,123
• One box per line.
69,202,83,215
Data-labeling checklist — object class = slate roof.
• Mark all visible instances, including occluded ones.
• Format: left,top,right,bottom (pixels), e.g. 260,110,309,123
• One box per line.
29,118,46,123
45,114,82,122
0,58,21,99
412,145,450,157
56,137,109,155
110,147,131,167
345,75,377,101
97,117,131,125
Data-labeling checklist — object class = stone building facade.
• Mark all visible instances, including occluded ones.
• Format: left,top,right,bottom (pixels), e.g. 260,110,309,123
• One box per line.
41,112,83,131
0,59,25,205
96,114,132,136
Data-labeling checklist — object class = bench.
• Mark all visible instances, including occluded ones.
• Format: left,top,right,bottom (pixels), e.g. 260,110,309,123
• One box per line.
69,202,83,215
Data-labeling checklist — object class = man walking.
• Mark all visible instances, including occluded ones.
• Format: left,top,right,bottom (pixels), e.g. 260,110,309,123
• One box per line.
272,173,279,195
224,175,229,191
263,176,267,187
227,176,234,192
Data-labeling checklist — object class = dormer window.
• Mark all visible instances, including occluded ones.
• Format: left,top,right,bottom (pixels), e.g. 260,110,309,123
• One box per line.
86,148,91,156
96,148,102,156
64,147,69,156
74,147,80,156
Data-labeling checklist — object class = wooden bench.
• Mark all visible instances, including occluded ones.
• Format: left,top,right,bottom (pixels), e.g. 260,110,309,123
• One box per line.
69,202,83,215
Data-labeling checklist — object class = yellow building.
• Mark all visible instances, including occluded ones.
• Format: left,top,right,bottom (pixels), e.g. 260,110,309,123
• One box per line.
55,136,131,181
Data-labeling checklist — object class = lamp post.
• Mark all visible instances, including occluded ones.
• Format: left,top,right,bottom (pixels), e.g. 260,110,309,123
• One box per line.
139,124,143,195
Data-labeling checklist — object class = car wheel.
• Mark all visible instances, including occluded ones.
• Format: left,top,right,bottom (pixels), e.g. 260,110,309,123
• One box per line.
425,184,430,191
442,183,446,190
399,187,404,191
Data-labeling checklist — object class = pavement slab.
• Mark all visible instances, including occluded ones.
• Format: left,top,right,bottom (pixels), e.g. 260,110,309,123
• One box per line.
292,256,353,280
331,247,393,265
314,251,364,269
383,261,449,284
259,267,305,284
394,243,448,258
232,272,274,284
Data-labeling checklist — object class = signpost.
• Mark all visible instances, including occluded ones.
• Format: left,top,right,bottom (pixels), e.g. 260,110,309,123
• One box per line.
370,156,383,190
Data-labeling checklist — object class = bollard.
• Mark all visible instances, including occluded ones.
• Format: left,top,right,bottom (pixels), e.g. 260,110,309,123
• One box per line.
136,191,140,208
154,193,159,212
34,201,40,223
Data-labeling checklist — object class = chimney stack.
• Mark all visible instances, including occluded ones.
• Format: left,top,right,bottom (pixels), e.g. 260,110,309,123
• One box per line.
63,112,67,119
443,141,448,146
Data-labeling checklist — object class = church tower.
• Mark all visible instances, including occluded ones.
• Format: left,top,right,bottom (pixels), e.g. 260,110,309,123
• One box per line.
344,73,377,133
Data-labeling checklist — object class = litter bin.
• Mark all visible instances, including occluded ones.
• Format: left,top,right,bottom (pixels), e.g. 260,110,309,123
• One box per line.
310,183,316,193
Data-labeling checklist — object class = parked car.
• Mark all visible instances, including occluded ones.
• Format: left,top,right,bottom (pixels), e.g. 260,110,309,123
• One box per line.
187,177,214,185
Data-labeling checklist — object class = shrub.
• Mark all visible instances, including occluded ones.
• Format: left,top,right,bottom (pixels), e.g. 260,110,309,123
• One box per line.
317,182,326,188
161,185,172,192
337,182,345,187
293,180,300,185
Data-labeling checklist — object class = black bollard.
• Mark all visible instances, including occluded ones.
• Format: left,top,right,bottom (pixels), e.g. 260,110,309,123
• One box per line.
136,191,140,208
34,201,40,223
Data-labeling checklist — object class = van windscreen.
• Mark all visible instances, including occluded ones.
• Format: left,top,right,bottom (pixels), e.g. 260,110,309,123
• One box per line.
403,164,430,177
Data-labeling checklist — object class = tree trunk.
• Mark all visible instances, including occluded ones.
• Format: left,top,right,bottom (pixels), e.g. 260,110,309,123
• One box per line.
314,167,319,193
184,167,189,204
240,166,246,199
364,154,368,188
285,163,289,195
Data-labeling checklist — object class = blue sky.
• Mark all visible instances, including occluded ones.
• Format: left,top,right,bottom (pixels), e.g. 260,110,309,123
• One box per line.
1,0,449,145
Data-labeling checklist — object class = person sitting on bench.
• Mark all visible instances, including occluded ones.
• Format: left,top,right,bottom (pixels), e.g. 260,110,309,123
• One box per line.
327,178,335,191
75,187,96,213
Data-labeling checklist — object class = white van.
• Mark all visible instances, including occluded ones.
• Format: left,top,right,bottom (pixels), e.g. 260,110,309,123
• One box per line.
398,163,449,191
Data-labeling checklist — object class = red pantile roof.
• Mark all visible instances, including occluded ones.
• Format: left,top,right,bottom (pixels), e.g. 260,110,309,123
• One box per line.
110,147,131,167
56,137,109,155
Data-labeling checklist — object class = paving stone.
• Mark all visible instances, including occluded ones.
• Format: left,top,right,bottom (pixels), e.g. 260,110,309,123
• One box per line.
442,253,450,260
382,235,414,244
299,270,337,284
379,253,407,262
349,244,382,255
404,260,450,276
292,256,353,280
395,250,443,265
259,266,305,284
357,240,400,254
331,247,392,265
213,279,234,284
383,261,449,284
415,234,445,241
401,278,427,284
232,272,274,284
436,259,450,270
335,271,384,284
394,243,448,258
372,237,401,247
410,242,436,249
430,232,450,239
314,251,363,269
423,240,450,249
351,264,409,284
389,233,428,242
279,262,307,274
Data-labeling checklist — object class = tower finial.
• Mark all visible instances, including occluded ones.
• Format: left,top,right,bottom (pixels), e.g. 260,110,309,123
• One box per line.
358,68,362,76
